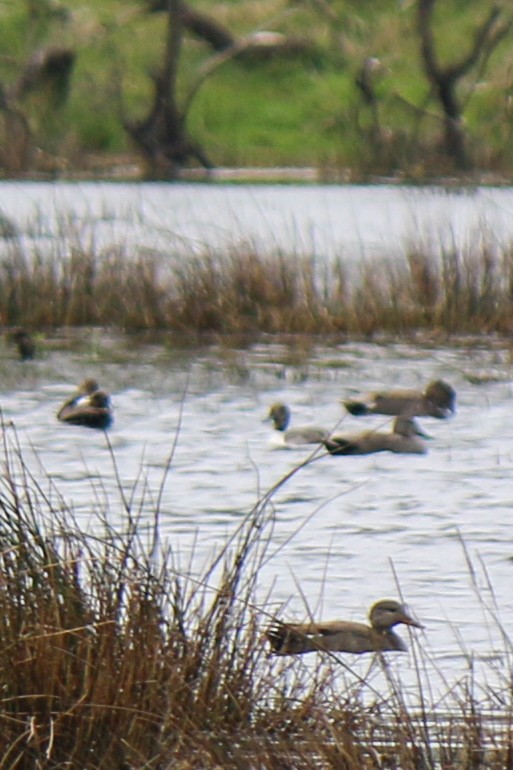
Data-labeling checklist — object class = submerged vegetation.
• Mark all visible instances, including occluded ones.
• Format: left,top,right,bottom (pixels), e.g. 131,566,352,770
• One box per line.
0,424,511,768
3,227,513,338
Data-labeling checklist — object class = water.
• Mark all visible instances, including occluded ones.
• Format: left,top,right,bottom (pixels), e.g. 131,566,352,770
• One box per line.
2,180,513,261
2,333,513,701
2,180,513,701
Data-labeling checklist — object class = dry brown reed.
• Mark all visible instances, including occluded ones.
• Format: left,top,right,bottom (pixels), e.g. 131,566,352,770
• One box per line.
3,230,513,338
0,426,512,767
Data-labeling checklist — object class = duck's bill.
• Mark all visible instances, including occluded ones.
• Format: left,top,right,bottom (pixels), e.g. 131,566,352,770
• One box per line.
400,612,424,629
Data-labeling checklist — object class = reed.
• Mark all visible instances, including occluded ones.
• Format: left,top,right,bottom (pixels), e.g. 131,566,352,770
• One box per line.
0,423,511,768
4,226,513,339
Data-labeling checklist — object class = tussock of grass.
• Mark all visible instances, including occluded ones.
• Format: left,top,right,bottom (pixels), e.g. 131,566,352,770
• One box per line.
3,233,513,337
0,424,511,767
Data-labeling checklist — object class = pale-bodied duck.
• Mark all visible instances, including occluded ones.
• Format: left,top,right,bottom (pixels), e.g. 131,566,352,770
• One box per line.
323,416,429,455
267,599,422,655
343,379,456,419
266,402,328,447
57,379,113,429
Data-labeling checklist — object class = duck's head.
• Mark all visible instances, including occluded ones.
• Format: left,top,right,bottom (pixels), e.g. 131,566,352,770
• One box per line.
369,599,423,631
10,328,30,343
79,378,100,396
90,390,111,409
425,380,456,415
266,402,291,432
393,416,431,439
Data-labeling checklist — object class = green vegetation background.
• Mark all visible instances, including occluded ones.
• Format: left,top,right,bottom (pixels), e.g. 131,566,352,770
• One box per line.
1,0,513,176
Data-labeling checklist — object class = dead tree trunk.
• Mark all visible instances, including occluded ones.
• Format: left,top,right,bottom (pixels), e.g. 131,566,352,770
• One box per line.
147,0,235,52
0,104,32,175
126,0,310,177
0,46,74,175
417,0,511,170
125,0,213,178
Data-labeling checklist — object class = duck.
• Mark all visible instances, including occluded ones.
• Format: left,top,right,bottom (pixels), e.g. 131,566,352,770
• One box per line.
57,379,113,429
323,416,429,455
266,402,328,447
266,599,422,656
343,379,456,419
9,328,35,360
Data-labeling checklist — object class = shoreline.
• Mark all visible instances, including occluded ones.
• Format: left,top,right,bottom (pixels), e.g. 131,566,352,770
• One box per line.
3,154,513,187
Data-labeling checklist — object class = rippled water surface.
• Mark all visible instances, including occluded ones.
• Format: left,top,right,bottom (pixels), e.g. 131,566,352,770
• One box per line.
2,180,513,698
3,179,513,260
2,333,513,695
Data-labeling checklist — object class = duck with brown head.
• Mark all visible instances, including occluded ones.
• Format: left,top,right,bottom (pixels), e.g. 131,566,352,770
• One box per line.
57,379,113,430
267,599,423,656
323,416,430,456
343,379,456,419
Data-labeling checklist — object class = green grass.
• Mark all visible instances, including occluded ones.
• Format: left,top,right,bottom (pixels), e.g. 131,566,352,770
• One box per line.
2,0,513,175
190,62,340,166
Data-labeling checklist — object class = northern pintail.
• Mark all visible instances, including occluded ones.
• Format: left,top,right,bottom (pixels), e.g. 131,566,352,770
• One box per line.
267,599,422,655
266,402,328,447
343,379,456,419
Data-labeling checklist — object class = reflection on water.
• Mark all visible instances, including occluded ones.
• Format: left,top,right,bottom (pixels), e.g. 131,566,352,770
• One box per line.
2,181,513,261
1,180,512,707
2,332,513,695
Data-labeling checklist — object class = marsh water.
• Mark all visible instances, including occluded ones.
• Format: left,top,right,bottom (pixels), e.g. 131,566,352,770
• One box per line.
4,179,513,260
2,180,513,701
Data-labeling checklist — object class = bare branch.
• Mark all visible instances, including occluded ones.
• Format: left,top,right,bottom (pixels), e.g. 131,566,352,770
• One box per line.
446,7,505,81
416,0,513,169
146,0,235,51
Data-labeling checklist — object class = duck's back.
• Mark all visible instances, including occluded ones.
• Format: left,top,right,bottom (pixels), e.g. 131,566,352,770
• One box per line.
284,425,328,446
345,389,423,417
59,404,112,430
372,390,425,416
268,619,407,654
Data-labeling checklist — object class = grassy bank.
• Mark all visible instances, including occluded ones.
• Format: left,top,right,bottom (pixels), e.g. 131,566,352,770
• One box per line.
1,1,513,177
3,228,513,338
0,423,512,768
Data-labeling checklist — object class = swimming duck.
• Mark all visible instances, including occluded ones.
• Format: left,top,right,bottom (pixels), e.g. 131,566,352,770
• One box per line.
343,379,456,419
267,599,422,655
9,328,35,360
266,402,328,447
57,379,113,429
323,416,429,455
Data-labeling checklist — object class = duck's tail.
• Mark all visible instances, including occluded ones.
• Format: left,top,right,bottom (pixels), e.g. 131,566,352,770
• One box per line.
343,400,369,416
266,623,315,655
323,437,359,456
